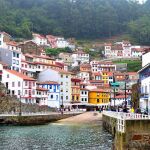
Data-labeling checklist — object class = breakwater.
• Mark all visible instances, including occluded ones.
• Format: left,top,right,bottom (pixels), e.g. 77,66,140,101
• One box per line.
0,112,82,125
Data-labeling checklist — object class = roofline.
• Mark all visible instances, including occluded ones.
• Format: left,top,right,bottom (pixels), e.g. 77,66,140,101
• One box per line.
138,63,150,74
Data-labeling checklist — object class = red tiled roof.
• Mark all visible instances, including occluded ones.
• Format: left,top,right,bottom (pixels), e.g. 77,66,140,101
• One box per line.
115,95,129,99
34,55,54,60
24,54,34,58
89,80,104,83
33,33,46,39
6,41,18,47
131,48,143,52
37,81,59,85
36,87,48,91
4,69,36,81
71,78,81,82
89,88,109,93
112,44,123,50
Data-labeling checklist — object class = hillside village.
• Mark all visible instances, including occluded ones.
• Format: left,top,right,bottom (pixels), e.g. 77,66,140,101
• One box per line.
0,31,150,113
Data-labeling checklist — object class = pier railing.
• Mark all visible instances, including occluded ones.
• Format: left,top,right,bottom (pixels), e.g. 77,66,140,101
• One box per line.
103,111,150,133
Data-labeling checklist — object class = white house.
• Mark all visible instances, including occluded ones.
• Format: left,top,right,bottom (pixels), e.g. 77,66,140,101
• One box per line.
131,47,143,58
32,33,48,46
138,63,150,114
0,41,22,72
36,86,48,106
77,71,90,81
38,68,72,108
37,81,60,108
142,51,150,67
80,83,89,104
2,69,37,104
56,37,69,48
72,51,89,67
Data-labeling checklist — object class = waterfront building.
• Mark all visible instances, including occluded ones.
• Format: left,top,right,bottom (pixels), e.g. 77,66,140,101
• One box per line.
38,68,72,108
88,89,110,107
2,69,36,104
37,81,60,108
80,82,89,104
71,78,81,103
36,86,48,106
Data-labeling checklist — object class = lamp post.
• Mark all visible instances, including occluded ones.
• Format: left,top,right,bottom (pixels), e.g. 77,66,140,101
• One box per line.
124,74,129,111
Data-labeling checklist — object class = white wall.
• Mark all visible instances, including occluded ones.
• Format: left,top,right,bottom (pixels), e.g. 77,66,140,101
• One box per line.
142,52,150,67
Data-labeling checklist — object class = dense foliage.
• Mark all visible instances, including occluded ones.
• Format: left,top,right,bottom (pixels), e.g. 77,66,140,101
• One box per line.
46,47,72,56
0,0,150,44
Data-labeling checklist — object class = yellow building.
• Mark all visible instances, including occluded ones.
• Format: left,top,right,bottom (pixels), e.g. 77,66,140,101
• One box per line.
101,71,109,84
88,89,110,105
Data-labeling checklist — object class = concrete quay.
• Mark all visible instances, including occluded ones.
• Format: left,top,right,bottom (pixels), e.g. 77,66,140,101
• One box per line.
102,111,150,150
0,111,83,125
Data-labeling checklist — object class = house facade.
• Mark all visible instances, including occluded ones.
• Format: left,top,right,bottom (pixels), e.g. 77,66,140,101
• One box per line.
2,69,37,104
37,81,60,108
38,68,72,108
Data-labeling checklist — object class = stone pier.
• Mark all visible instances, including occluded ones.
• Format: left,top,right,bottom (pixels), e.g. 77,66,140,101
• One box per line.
103,111,150,150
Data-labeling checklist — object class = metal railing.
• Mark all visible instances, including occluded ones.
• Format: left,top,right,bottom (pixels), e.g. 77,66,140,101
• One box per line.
103,111,150,133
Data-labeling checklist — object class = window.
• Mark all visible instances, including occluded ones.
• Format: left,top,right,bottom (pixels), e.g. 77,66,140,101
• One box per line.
18,90,21,95
82,98,84,101
7,74,9,78
25,81,28,86
61,82,63,85
82,91,84,94
66,96,68,100
12,82,15,87
13,52,16,57
85,98,87,101
97,99,99,103
18,81,20,87
17,53,19,58
85,91,87,95
25,90,28,94
61,74,63,78
51,95,53,99
66,75,68,78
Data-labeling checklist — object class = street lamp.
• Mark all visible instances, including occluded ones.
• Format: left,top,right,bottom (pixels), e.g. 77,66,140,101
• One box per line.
124,74,129,111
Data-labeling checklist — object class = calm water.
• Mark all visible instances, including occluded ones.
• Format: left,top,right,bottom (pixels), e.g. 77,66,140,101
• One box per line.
0,123,112,150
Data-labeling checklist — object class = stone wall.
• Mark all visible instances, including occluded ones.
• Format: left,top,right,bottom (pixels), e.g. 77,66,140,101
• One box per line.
102,114,150,150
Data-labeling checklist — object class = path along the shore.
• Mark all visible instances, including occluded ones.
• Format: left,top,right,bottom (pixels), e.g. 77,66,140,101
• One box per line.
57,111,102,125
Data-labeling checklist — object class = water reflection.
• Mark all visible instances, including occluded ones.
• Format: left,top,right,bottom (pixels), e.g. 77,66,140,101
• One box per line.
0,123,112,150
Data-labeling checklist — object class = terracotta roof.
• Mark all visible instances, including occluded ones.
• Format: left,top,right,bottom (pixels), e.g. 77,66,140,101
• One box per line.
80,63,91,68
92,72,101,76
71,78,81,82
21,60,35,65
37,81,59,85
115,95,129,99
4,69,36,81
24,54,34,58
107,72,113,76
128,72,137,75
131,48,143,52
34,55,54,60
33,33,46,39
89,80,104,83
36,87,48,91
112,44,123,50
89,88,109,92
6,41,18,47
